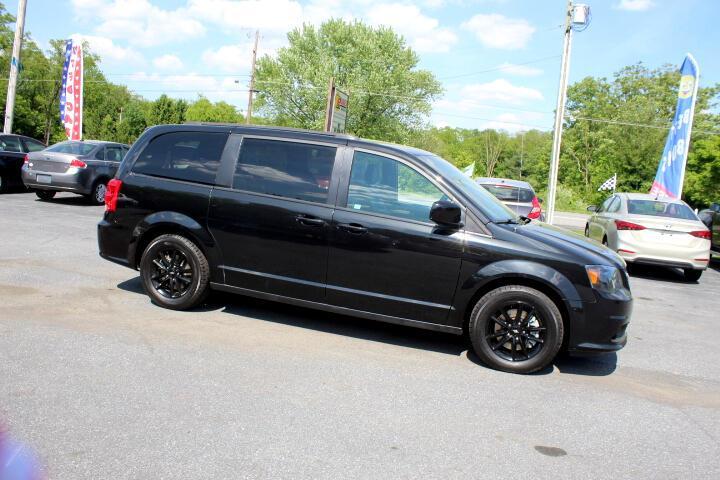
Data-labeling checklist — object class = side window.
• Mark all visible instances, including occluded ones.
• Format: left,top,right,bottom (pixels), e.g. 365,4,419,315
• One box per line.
132,132,227,185
346,151,446,223
95,147,106,160
106,146,124,162
233,138,336,204
0,136,23,152
23,139,46,152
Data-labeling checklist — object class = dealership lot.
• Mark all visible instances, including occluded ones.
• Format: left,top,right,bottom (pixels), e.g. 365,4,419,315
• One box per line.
1,192,719,479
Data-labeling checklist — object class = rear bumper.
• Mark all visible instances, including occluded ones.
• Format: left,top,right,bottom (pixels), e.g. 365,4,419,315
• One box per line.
22,167,93,194
567,291,633,354
98,218,135,270
616,233,710,270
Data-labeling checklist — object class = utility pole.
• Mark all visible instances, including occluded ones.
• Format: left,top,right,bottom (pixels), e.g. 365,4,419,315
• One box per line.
545,0,574,225
3,0,28,134
245,30,259,124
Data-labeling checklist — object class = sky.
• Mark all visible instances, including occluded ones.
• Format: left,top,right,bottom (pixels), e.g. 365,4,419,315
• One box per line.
7,0,720,132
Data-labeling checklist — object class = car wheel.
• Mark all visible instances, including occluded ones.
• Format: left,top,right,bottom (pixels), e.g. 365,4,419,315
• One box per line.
683,268,703,282
468,285,564,374
140,234,210,310
35,190,56,201
87,180,107,205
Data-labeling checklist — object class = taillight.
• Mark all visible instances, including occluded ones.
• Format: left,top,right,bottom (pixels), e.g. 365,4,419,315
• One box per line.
527,196,542,219
23,154,29,165
105,179,122,212
615,220,645,231
69,158,87,168
689,230,711,240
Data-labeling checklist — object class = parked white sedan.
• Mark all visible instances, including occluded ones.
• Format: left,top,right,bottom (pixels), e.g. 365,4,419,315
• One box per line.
585,193,711,281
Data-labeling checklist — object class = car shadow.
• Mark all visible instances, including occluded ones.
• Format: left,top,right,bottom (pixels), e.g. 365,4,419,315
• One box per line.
116,275,617,376
708,256,720,273
35,194,98,207
627,264,692,284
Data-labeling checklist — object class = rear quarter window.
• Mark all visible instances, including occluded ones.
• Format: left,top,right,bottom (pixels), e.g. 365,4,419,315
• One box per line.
132,132,228,185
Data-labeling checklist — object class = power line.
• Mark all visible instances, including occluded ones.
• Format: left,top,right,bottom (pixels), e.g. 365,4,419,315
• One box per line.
439,55,561,81
567,115,720,136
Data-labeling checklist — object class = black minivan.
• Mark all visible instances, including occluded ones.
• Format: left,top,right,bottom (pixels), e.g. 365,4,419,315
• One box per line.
98,124,632,373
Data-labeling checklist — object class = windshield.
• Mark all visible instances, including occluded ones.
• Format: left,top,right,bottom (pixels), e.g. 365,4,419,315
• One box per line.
627,200,698,220
46,142,96,155
479,184,535,203
418,154,517,222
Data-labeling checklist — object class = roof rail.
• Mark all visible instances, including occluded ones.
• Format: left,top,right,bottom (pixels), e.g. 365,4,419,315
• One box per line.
182,122,357,139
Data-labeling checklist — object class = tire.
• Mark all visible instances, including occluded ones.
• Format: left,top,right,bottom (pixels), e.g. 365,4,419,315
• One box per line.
468,285,564,374
87,179,108,205
140,234,210,310
683,268,703,282
35,190,56,201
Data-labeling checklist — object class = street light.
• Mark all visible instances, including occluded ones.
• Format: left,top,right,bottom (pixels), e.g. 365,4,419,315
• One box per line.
545,1,591,225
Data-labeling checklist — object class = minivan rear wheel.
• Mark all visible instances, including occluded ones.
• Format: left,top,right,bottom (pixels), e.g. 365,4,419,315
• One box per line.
140,234,210,310
468,285,563,374
683,268,703,282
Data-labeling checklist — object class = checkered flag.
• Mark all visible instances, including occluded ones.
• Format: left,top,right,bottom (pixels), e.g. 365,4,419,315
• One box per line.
597,174,617,192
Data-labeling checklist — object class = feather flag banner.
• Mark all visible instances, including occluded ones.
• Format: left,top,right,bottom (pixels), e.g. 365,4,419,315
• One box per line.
59,39,83,141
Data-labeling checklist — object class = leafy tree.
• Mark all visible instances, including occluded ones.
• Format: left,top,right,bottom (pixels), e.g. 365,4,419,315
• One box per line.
185,96,243,123
254,19,442,142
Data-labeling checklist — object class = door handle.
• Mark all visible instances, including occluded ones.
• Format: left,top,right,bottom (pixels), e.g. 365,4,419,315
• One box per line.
338,223,367,234
295,215,325,227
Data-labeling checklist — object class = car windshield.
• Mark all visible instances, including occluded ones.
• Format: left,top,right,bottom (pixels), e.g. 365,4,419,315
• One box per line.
479,184,535,203
418,154,517,222
627,200,698,220
46,142,96,155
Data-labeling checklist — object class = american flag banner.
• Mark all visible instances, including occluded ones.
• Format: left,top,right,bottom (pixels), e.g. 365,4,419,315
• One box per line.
59,39,83,140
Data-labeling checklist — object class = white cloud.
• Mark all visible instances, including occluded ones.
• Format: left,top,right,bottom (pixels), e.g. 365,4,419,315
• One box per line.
202,45,253,73
153,54,184,71
616,0,655,11
459,79,543,105
366,3,457,53
187,0,306,33
129,72,249,104
461,14,535,49
497,62,543,77
72,34,144,64
71,0,205,47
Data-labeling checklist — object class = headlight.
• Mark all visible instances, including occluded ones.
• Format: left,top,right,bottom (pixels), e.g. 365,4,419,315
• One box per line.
586,265,622,293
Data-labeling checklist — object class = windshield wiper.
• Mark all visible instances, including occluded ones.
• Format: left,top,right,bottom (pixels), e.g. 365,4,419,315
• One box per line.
494,218,519,225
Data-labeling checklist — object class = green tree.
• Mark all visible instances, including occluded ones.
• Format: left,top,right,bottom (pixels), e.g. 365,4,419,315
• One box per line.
254,19,442,142
185,96,243,123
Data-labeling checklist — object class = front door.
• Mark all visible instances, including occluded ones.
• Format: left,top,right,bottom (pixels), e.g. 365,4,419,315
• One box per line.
326,150,463,326
208,137,339,302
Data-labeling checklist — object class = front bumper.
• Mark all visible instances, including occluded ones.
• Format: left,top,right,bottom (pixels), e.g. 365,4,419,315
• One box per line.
567,290,633,354
21,167,93,194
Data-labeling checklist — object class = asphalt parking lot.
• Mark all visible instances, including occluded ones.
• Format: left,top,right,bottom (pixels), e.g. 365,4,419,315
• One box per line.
1,191,719,479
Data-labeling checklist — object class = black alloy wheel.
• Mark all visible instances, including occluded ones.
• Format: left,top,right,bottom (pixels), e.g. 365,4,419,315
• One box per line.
469,285,563,374
485,301,546,363
140,234,210,310
150,248,193,299
35,190,56,200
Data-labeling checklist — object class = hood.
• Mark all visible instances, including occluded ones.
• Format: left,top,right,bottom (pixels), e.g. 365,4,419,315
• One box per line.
494,220,626,270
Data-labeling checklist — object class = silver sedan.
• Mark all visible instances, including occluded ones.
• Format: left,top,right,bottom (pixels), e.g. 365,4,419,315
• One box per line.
585,192,711,281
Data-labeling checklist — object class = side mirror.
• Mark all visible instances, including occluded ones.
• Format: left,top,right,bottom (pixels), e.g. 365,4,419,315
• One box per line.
430,200,463,228
587,205,597,212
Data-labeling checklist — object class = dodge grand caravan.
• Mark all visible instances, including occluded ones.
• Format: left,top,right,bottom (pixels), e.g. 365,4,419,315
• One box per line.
98,124,632,373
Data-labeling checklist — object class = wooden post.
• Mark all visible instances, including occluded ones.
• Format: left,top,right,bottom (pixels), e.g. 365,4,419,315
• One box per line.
246,30,259,124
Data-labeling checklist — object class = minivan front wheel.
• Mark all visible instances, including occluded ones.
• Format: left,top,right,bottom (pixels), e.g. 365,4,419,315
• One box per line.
468,285,563,374
140,234,210,310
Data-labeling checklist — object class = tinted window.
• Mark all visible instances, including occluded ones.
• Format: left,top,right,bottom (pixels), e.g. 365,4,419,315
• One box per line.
133,132,227,185
479,184,534,203
46,142,96,155
0,136,23,152
627,200,698,220
347,151,446,223
597,196,614,213
23,139,46,152
95,147,105,160
607,196,622,213
233,138,336,204
105,146,124,162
